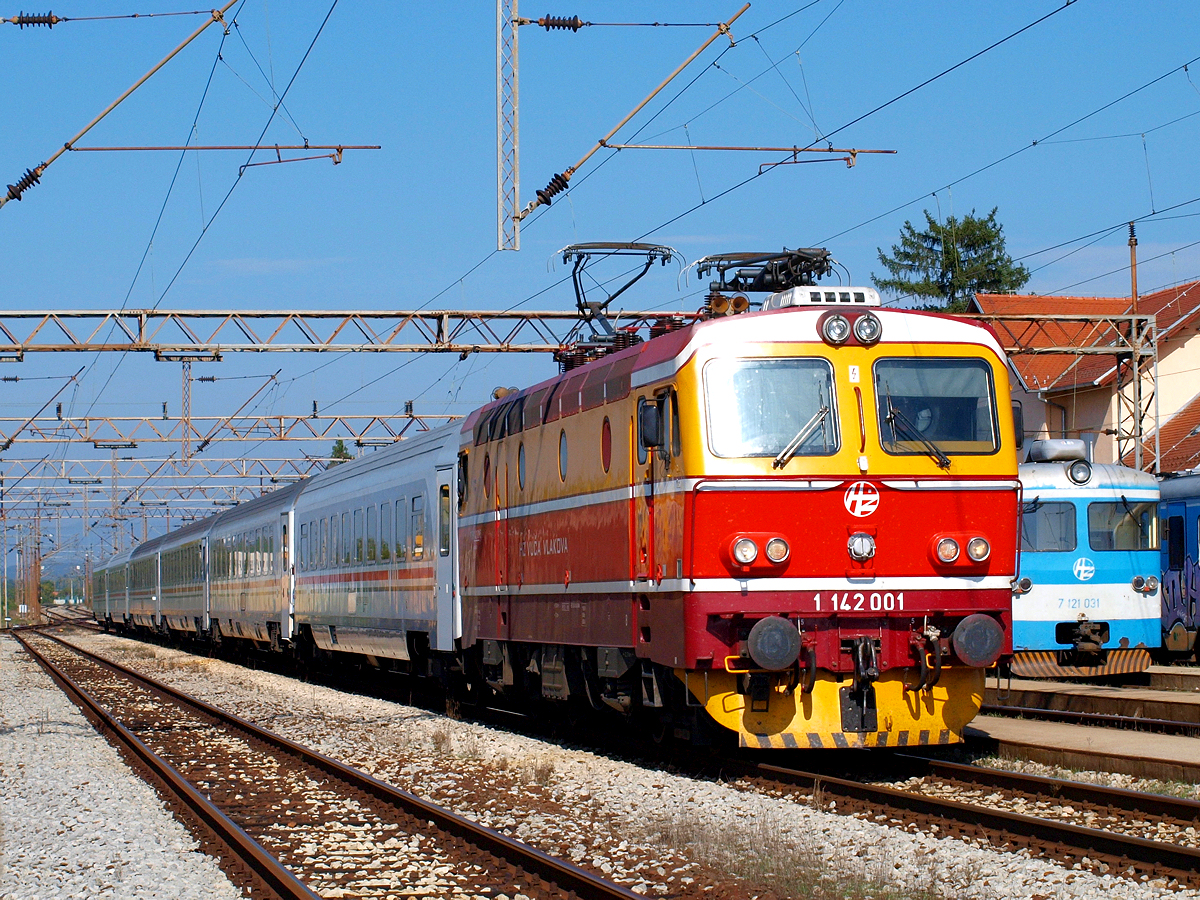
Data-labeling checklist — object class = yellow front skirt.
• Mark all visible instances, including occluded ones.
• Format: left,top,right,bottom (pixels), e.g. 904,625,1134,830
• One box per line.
679,668,985,749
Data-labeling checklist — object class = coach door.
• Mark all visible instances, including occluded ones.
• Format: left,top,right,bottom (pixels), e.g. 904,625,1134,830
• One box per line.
201,537,211,633
279,511,294,641
434,467,460,651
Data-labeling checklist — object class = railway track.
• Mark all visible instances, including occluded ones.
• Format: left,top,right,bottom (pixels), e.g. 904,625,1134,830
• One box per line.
980,702,1200,736
43,627,1200,890
16,629,643,900
720,754,1200,887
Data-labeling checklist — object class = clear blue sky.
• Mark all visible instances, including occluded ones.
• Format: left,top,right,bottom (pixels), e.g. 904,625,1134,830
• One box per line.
3,1,1200,558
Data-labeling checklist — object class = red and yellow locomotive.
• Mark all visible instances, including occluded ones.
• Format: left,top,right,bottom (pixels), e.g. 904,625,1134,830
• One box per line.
458,248,1017,749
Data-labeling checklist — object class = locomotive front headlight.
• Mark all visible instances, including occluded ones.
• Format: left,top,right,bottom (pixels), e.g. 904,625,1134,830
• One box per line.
821,314,851,345
765,537,790,563
732,538,759,565
967,537,990,562
1132,575,1146,591
936,537,960,563
853,312,882,345
1147,575,1160,592
1067,459,1092,484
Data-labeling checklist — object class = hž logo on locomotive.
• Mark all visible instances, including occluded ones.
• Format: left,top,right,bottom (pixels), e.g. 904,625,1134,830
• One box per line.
843,481,880,517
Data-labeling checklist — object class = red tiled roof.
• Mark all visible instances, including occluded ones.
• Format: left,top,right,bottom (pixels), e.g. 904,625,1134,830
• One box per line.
972,281,1200,393
1126,389,1200,473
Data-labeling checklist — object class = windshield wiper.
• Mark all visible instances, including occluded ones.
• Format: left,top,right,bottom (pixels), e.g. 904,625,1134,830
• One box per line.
885,395,951,470
773,406,830,469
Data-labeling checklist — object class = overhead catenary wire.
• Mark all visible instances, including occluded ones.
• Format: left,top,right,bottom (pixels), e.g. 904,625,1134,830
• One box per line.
0,1,238,209
515,3,751,220
72,6,245,425
821,47,1200,249
79,0,340,419
630,1,1084,246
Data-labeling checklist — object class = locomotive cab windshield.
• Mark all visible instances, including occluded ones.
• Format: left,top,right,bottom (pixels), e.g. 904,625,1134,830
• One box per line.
875,357,998,458
704,357,838,458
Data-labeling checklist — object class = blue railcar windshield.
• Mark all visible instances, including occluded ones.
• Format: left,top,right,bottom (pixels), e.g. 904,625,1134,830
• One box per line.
704,358,838,458
1088,500,1158,551
1021,500,1076,552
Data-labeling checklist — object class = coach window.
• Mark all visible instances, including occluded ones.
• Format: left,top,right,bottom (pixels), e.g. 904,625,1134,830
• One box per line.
341,512,351,566
439,484,451,557
366,505,377,563
319,518,328,568
300,524,308,572
396,497,409,561
353,509,364,563
380,502,392,562
1021,500,1076,552
412,495,425,560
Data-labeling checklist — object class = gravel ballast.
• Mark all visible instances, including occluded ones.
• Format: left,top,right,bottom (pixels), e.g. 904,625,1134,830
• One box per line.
0,635,242,900
61,630,1200,900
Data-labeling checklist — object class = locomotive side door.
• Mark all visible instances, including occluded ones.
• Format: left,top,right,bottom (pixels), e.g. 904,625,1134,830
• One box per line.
633,394,669,583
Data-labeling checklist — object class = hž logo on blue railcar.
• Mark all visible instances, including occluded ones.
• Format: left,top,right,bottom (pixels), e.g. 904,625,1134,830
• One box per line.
843,481,879,517
1072,557,1096,582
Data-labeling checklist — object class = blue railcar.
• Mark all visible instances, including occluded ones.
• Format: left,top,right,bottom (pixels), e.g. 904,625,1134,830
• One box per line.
1014,440,1160,677
1158,473,1200,656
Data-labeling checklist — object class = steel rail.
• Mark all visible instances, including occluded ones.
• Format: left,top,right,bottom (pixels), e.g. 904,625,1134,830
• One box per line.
30,630,644,900
896,753,1200,822
731,759,1200,881
14,630,320,900
982,702,1200,736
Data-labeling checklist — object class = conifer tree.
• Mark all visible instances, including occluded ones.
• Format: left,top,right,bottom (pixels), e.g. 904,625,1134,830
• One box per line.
873,207,1030,312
